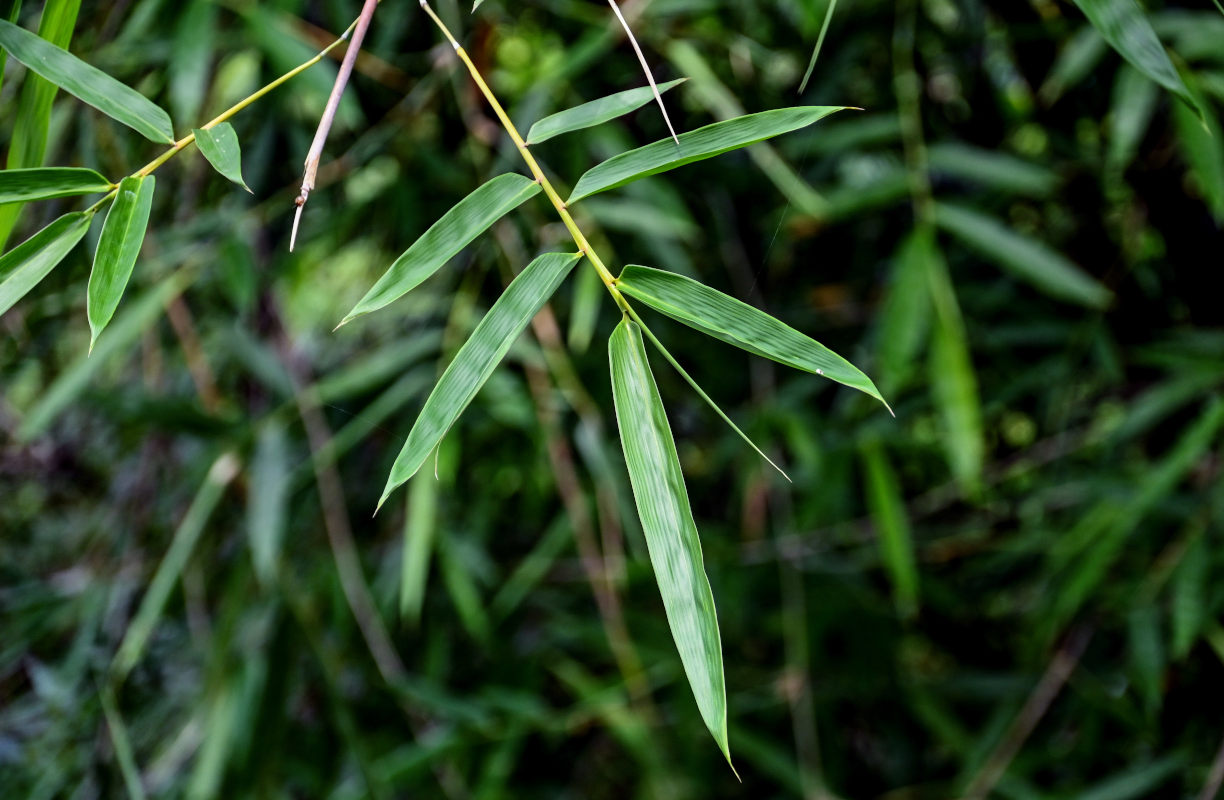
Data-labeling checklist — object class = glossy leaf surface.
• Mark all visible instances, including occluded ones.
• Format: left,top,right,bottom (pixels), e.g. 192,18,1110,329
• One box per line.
88,175,156,348
193,123,250,192
0,167,112,205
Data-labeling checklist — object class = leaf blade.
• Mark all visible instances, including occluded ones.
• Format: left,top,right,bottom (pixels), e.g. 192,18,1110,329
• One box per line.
1072,0,1201,116
525,79,686,145
378,252,582,505
608,318,731,766
568,106,846,204
88,174,156,348
0,210,93,317
616,264,888,408
193,123,250,192
342,173,542,325
0,18,175,143
0,167,113,205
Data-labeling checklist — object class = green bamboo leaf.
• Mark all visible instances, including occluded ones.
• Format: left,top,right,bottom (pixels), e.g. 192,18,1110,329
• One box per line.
0,18,175,143
342,173,542,326
247,421,290,588
860,440,920,619
525,79,686,145
0,210,92,317
1171,74,1224,223
616,264,888,409
608,318,732,767
568,106,846,204
88,175,155,349
0,1,18,88
378,252,582,507
0,167,113,205
1071,0,1202,117
934,203,1112,309
193,123,250,192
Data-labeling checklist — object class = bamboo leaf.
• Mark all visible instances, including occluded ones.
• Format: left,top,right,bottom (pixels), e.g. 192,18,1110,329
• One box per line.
0,167,112,205
247,421,290,588
568,106,845,204
88,175,156,349
0,18,175,143
1071,0,1201,117
608,318,732,767
378,252,582,507
934,203,1112,309
616,264,888,409
342,173,542,325
860,440,920,619
525,79,686,145
193,123,250,192
0,210,92,317
1171,75,1224,223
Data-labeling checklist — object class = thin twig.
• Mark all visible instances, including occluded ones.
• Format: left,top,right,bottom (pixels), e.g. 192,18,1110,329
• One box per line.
606,0,680,145
291,0,379,251
960,626,1093,800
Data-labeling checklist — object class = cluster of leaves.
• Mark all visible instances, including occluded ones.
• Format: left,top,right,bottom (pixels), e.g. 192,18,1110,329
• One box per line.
2,0,1223,797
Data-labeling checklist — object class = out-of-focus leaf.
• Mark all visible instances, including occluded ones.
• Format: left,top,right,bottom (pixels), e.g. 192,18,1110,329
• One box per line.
0,18,175,143
18,275,184,441
342,174,542,325
525,79,685,145
0,0,18,87
1039,25,1107,105
0,0,81,252
400,452,442,624
1127,603,1164,715
1071,0,1201,116
569,107,845,203
193,123,250,192
111,452,241,683
88,175,156,348
378,252,582,507
168,0,216,125
860,440,920,619
247,421,290,587
927,143,1060,198
608,318,732,767
925,235,983,490
1107,65,1161,173
875,229,934,394
0,210,93,318
1171,75,1224,222
1170,532,1207,659
934,203,1112,309
0,167,112,205
439,533,491,643
616,264,888,408
1075,756,1184,800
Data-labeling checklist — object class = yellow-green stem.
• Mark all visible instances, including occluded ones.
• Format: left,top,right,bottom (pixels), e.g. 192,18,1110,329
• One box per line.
419,1,631,313
85,17,360,217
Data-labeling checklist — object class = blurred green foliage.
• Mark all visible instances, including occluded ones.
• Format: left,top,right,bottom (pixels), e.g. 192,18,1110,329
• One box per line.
2,0,1223,797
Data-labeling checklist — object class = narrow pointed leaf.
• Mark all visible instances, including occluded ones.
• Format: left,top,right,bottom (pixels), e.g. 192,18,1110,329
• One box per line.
525,79,686,145
0,210,92,317
343,173,542,325
0,19,175,143
568,106,845,204
617,265,888,408
0,167,112,205
609,319,731,765
934,203,1112,309
861,440,920,619
88,175,156,348
379,252,582,505
1071,0,1202,117
193,123,250,192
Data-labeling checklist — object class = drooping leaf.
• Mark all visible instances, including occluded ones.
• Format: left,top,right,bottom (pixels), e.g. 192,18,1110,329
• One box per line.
0,167,112,205
378,252,582,506
616,264,888,408
0,210,93,318
608,318,732,767
88,175,156,348
193,123,250,192
875,229,934,395
247,421,290,588
0,18,175,143
860,440,920,619
342,173,542,325
525,79,686,145
0,0,82,252
568,106,845,204
1071,0,1201,116
934,203,1112,309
